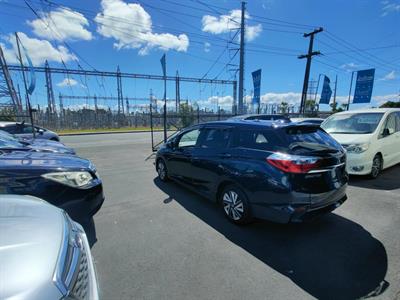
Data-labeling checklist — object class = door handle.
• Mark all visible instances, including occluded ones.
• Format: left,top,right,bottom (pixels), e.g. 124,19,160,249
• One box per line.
218,153,231,159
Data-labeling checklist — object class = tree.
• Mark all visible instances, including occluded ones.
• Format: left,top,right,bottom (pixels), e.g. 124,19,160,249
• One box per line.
179,102,195,128
279,101,288,114
380,101,400,108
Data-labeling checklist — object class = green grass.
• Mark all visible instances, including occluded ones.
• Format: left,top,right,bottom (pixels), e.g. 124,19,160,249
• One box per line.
57,126,164,135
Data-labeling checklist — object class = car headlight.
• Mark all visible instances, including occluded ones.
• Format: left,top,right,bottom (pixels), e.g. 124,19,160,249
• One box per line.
42,171,94,188
345,143,369,154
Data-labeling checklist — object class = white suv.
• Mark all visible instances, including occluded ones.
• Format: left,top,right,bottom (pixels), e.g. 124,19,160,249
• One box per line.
322,108,400,178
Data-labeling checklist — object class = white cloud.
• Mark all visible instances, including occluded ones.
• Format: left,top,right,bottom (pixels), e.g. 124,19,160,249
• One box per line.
27,7,92,41
95,0,189,55
1,32,77,66
204,42,211,53
379,70,397,81
202,10,262,42
340,62,361,72
373,94,399,105
57,78,78,87
381,0,400,16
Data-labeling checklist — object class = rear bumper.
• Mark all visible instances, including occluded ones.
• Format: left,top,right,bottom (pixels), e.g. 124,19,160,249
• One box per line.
251,185,348,223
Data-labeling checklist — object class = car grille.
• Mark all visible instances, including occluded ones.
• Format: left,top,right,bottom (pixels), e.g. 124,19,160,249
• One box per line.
70,250,90,300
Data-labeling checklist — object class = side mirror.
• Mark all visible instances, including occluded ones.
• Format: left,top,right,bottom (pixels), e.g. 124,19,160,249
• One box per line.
166,140,175,149
38,128,44,135
382,128,390,137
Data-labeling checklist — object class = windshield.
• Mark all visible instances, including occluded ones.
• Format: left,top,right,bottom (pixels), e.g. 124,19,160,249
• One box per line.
322,113,384,134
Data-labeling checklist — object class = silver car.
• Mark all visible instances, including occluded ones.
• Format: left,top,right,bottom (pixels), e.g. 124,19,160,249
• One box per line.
0,195,99,300
0,121,60,141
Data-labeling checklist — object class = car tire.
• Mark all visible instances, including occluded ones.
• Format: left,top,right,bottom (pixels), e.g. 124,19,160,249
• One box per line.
220,185,252,225
156,159,169,182
369,154,382,179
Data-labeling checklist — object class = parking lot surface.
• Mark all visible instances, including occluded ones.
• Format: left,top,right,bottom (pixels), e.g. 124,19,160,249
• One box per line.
64,132,400,300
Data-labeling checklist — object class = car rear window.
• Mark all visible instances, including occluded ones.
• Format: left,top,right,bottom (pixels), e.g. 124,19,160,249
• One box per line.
284,127,342,153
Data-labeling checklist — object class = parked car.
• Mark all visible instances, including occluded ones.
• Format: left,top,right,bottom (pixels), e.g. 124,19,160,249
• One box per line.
0,121,60,141
229,114,291,122
321,108,400,178
155,120,348,224
0,194,99,300
290,117,324,125
0,130,75,155
0,151,104,225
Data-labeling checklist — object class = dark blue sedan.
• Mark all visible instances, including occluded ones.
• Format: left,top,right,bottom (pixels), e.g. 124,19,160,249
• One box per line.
0,151,104,225
156,120,348,224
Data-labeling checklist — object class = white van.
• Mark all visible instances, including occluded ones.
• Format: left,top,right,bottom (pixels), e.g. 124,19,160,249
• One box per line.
321,108,400,178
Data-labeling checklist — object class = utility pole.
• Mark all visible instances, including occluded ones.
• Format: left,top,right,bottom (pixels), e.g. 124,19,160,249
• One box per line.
333,75,337,110
175,70,180,112
0,45,20,112
298,27,323,115
117,66,123,115
45,61,56,115
238,1,246,115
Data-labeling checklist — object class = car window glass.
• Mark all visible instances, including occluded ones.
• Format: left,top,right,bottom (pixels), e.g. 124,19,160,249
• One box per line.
22,126,34,133
178,129,200,148
395,112,400,132
1,125,17,134
234,129,283,151
382,114,396,135
199,128,230,149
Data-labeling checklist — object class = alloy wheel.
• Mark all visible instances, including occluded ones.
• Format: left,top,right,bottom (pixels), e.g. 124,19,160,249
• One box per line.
222,190,244,221
371,156,381,178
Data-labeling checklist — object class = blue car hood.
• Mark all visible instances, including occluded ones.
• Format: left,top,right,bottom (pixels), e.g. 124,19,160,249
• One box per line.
0,151,93,171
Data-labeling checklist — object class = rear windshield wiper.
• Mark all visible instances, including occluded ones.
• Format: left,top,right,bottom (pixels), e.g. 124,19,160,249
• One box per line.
289,142,338,153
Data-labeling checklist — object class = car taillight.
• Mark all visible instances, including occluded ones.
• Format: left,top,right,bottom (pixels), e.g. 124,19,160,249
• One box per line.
266,152,320,174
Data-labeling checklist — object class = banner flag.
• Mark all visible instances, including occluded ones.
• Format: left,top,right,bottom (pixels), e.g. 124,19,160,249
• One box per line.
353,69,375,104
319,75,332,104
252,69,261,106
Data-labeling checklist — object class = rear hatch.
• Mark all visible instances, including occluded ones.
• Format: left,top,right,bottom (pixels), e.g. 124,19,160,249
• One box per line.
268,124,348,204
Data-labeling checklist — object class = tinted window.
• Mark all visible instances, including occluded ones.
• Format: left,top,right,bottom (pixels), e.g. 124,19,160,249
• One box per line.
285,127,342,153
1,125,17,134
178,129,200,148
22,125,34,133
199,128,231,149
322,113,384,134
233,129,284,151
382,113,397,135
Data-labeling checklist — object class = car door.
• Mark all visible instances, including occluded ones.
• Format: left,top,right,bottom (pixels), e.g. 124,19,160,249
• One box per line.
378,113,398,168
190,126,232,196
394,112,400,164
166,128,200,185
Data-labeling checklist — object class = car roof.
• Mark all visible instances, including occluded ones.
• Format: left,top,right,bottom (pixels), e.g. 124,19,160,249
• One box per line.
230,114,289,119
194,119,320,129
334,108,400,115
0,121,17,127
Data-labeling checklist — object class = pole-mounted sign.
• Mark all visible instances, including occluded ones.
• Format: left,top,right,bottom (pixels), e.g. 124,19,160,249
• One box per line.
319,75,332,104
353,68,375,104
252,69,261,111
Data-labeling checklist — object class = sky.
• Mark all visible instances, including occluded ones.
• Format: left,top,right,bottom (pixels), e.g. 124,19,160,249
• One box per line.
0,0,399,112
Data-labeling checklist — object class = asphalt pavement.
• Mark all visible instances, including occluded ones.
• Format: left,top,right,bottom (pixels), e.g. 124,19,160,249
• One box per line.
63,132,400,300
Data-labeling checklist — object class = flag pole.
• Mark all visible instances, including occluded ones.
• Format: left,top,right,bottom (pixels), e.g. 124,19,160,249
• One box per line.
15,32,35,138
347,71,355,111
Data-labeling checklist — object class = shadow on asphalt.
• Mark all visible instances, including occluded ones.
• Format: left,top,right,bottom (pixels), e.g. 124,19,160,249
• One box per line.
349,164,400,191
154,178,389,300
